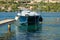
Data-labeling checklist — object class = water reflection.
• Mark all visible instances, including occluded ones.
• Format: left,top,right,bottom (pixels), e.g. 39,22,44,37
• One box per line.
15,23,42,40
27,23,42,32
26,23,42,40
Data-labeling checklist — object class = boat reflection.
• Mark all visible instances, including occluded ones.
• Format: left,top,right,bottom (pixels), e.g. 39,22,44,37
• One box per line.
15,23,42,40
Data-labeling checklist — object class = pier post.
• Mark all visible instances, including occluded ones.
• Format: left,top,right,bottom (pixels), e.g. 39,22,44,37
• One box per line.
8,24,11,33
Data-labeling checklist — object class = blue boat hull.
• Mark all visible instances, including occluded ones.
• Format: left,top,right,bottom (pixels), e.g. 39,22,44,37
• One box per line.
17,16,43,32
19,16,43,24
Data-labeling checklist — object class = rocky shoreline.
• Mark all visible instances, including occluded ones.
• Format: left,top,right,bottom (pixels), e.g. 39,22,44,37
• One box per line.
0,1,60,12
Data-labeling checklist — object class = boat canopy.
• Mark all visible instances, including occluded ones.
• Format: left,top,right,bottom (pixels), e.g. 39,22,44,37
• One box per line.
17,10,40,16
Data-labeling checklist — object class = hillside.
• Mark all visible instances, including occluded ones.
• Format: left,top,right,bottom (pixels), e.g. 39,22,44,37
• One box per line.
0,0,60,12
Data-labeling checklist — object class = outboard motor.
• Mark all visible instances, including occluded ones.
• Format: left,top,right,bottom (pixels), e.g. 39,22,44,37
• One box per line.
39,15,43,22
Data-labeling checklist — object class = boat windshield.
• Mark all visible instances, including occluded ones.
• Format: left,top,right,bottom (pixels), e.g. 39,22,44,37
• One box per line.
19,16,27,23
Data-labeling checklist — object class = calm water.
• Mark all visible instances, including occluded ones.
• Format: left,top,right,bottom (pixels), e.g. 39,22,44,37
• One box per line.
0,12,60,40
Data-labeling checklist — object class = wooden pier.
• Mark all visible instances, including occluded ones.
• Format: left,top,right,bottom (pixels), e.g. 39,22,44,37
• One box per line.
0,19,16,40
0,19,16,33
0,19,15,25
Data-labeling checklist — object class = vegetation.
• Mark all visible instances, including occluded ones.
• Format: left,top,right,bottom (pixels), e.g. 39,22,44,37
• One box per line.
37,2,60,12
0,0,60,12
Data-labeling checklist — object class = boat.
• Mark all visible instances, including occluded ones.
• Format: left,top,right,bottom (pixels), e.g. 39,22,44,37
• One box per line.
15,9,43,32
